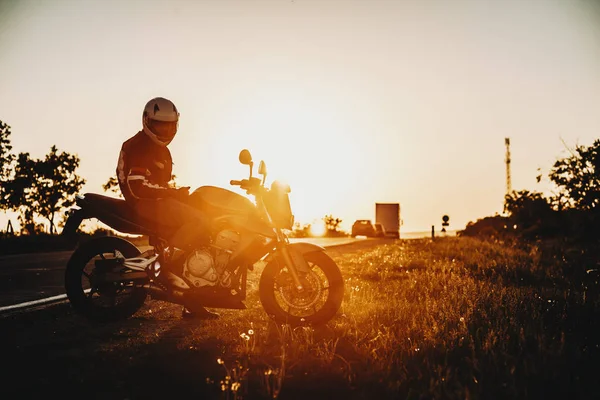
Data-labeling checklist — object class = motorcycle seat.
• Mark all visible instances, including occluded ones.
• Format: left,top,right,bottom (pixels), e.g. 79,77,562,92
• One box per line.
78,193,174,237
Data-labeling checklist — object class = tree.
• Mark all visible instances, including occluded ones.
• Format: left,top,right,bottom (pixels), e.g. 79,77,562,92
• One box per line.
0,120,14,181
102,176,121,196
323,214,342,232
3,152,36,233
504,190,553,232
323,214,345,237
3,146,86,234
35,146,86,234
549,139,600,211
0,120,15,207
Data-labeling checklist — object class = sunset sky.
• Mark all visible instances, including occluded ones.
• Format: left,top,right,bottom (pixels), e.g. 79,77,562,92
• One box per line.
1,0,599,233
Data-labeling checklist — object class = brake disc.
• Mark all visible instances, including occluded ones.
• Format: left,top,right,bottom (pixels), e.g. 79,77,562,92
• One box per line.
277,270,323,310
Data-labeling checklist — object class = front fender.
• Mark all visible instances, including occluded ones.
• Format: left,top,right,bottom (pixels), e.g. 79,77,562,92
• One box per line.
286,242,326,255
265,242,326,273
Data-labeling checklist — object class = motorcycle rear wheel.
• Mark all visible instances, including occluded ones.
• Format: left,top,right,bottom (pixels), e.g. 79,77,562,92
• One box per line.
259,251,344,326
65,237,148,322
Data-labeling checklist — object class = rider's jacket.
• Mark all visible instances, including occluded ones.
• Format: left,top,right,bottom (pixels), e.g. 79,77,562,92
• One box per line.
116,131,174,203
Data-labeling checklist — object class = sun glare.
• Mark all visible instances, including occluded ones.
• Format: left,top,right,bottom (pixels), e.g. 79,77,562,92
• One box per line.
309,220,327,237
183,85,373,228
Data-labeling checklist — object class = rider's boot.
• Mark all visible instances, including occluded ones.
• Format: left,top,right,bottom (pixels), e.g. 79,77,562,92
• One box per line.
182,306,220,320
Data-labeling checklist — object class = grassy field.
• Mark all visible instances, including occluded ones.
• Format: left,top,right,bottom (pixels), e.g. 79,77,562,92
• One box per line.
3,236,600,399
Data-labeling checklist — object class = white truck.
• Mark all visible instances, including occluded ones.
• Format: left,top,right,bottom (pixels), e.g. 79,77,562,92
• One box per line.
375,203,401,239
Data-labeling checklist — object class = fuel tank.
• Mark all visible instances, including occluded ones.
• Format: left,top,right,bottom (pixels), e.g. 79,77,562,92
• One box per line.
189,186,275,238
189,186,256,216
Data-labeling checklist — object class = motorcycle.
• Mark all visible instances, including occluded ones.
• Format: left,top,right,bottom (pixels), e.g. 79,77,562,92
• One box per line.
62,149,344,325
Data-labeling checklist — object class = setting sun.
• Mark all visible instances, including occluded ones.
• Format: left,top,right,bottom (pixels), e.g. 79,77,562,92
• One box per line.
309,220,327,237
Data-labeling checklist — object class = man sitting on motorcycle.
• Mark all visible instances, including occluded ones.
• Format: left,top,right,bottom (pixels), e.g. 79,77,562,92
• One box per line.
116,96,218,320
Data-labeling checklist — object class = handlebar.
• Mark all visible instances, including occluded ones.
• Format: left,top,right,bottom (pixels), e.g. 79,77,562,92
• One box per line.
230,178,264,194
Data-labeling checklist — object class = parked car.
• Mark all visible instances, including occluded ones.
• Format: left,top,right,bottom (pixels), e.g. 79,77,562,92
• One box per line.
351,220,376,237
374,223,386,237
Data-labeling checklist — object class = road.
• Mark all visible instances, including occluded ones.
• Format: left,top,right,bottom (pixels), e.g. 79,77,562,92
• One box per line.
0,236,386,309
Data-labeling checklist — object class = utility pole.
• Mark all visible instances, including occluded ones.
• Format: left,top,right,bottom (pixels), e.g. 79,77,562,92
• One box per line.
505,138,511,196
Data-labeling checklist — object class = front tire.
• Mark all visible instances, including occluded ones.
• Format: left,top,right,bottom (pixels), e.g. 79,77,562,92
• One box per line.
65,237,148,322
259,251,344,326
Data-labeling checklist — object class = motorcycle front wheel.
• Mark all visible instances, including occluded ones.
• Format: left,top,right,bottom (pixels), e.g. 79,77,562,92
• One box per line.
65,237,148,322
259,250,344,326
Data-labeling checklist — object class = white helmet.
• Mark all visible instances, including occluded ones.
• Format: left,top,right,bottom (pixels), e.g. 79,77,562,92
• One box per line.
142,97,180,146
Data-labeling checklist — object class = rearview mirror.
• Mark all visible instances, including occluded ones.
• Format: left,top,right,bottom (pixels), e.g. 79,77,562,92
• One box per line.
258,160,267,176
239,149,253,165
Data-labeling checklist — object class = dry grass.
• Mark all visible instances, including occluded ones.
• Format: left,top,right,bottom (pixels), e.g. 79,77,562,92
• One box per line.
130,236,600,399
3,236,600,399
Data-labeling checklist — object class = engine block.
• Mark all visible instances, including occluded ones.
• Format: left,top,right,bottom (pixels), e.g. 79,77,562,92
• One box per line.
182,249,218,287
214,229,241,275
182,229,241,288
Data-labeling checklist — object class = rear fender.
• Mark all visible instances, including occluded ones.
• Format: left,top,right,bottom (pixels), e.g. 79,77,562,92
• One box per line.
61,208,88,238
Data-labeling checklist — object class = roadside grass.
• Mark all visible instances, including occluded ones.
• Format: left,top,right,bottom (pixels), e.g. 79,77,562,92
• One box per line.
5,236,599,399
122,236,600,399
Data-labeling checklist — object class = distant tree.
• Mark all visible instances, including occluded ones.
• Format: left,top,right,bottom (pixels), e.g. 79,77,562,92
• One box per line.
459,215,509,239
3,152,36,233
504,190,553,234
34,146,86,234
3,146,86,234
549,139,600,211
291,221,311,238
323,214,346,237
0,120,14,181
0,120,15,208
102,176,121,196
324,214,342,232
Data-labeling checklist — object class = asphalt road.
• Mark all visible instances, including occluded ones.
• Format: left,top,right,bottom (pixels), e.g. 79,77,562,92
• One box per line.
0,236,381,309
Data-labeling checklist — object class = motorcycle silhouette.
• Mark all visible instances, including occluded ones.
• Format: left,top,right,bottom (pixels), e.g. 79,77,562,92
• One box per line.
62,149,344,325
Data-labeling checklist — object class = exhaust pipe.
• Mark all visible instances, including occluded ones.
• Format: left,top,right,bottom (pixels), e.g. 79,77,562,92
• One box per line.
142,283,246,310
142,283,186,305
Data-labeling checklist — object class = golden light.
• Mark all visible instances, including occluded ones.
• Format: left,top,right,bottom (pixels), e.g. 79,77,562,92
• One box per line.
309,220,327,237
183,83,372,226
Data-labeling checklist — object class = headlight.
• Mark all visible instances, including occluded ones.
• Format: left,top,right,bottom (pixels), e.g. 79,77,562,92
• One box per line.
271,180,291,193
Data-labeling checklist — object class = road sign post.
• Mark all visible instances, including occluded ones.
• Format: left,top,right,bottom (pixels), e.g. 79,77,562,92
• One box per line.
441,215,449,234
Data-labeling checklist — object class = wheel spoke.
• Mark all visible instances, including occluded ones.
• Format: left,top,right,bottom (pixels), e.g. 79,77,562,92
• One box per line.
99,253,106,260
82,271,91,279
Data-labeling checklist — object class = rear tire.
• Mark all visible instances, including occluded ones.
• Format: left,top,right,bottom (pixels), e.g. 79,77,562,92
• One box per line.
65,237,148,322
259,251,344,326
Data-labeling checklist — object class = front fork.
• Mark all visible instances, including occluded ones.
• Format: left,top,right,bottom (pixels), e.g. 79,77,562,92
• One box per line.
258,196,308,292
270,237,313,293
279,245,304,292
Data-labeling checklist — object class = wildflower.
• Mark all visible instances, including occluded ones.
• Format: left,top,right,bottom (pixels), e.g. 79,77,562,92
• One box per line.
248,329,254,335
217,358,224,365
